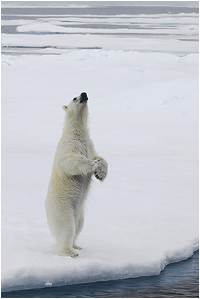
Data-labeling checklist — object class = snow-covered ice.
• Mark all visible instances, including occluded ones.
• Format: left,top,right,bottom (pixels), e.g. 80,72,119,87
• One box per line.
2,32,199,55
1,49,198,292
1,9,198,55
15,15,198,36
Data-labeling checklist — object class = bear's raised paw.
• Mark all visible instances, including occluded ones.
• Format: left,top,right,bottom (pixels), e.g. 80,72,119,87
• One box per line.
94,159,108,181
94,158,108,181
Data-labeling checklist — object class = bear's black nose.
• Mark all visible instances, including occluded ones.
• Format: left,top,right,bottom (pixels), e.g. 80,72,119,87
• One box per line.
81,92,87,98
80,92,88,103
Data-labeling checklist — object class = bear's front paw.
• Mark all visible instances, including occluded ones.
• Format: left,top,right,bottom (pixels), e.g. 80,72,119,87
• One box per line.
94,159,108,181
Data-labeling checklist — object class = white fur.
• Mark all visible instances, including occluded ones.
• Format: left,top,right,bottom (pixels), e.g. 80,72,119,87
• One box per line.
45,93,108,258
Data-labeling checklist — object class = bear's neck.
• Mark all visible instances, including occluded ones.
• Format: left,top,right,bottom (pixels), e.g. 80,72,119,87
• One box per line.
62,117,90,140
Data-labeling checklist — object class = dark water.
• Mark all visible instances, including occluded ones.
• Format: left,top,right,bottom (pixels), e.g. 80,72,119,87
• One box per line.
101,277,199,298
1,2,199,17
1,250,199,298
1,2,199,26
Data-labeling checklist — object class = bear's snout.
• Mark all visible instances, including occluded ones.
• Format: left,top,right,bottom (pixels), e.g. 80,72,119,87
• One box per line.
80,92,88,103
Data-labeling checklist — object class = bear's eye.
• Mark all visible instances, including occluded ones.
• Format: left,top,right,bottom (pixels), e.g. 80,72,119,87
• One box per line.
73,97,77,101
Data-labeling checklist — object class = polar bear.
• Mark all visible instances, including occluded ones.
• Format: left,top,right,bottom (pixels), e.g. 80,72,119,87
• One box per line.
45,92,108,258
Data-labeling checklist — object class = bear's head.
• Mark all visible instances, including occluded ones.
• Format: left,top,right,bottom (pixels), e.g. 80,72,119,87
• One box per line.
62,92,89,128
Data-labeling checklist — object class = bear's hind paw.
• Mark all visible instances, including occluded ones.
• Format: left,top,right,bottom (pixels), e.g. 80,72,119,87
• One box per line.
58,249,79,258
70,250,79,258
73,244,82,250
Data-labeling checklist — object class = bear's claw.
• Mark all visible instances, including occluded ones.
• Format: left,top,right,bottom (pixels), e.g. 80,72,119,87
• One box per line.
94,172,104,181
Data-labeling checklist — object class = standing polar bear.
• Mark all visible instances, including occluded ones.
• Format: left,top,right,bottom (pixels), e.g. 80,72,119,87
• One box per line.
45,92,108,258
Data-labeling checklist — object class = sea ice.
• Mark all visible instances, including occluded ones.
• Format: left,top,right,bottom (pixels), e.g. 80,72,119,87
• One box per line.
1,50,198,291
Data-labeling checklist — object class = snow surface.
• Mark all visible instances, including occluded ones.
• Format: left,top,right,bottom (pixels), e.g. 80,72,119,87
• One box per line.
1,49,198,292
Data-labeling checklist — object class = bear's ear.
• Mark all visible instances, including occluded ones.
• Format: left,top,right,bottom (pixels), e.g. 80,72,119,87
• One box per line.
62,105,67,111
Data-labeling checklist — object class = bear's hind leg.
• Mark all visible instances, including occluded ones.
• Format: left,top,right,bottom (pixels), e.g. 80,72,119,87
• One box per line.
56,216,79,258
73,213,84,250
